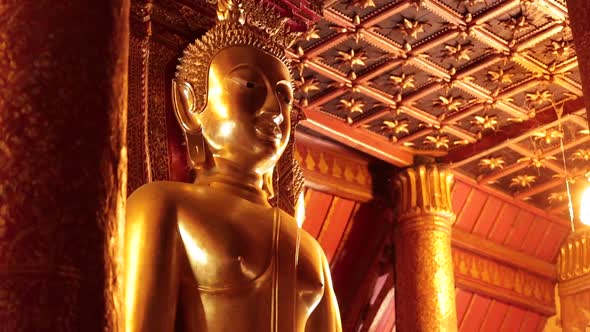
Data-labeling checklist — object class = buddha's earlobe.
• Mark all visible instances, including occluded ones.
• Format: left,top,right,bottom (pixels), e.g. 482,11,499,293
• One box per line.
172,79,207,167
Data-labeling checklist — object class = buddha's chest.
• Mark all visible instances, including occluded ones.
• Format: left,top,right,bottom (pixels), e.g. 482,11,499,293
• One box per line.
176,208,325,304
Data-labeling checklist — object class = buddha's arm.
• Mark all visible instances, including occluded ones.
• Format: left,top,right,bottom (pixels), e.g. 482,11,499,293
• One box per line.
124,186,182,332
305,248,343,332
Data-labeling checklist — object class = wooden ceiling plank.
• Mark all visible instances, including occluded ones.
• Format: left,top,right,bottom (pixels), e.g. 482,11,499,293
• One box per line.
479,300,510,332
520,217,551,256
503,209,536,249
536,223,570,262
487,203,520,244
453,172,569,226
498,306,528,331
471,195,503,236
455,289,474,326
452,228,557,280
302,108,414,166
459,294,492,332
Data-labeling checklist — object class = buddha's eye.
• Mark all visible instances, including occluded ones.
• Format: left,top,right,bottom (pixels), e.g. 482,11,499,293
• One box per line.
230,77,257,89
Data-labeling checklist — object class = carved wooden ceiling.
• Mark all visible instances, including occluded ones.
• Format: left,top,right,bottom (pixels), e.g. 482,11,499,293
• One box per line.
288,0,589,221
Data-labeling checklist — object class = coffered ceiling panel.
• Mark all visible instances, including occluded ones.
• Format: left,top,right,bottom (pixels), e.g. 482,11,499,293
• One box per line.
289,0,589,220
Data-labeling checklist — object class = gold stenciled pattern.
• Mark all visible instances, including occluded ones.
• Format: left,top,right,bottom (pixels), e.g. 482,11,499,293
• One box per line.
453,249,554,308
394,164,456,222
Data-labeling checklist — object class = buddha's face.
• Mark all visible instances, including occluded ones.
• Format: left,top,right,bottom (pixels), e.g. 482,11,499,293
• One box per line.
199,45,292,174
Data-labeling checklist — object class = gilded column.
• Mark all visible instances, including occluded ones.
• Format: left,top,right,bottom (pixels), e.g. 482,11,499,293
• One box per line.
557,228,590,331
393,164,458,332
0,1,129,331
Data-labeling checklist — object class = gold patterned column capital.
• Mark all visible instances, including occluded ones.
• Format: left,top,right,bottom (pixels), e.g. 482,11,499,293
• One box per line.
393,164,456,227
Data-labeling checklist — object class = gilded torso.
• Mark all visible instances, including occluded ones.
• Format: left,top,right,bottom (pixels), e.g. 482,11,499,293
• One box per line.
133,181,326,332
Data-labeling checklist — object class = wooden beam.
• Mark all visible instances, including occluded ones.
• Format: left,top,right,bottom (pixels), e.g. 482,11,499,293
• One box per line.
301,108,414,166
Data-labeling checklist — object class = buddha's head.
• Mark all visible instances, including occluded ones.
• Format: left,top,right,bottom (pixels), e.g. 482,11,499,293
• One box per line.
173,20,295,176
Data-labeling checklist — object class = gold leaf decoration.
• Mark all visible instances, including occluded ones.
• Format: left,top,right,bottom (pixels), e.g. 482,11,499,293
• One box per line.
487,68,514,84
295,77,320,95
548,191,568,204
532,128,564,145
338,98,365,115
442,41,474,62
423,135,450,150
525,90,553,109
501,14,535,38
545,39,574,59
346,0,376,9
471,114,499,131
389,73,415,90
381,119,410,142
571,149,590,161
517,155,557,168
335,49,367,70
302,25,320,41
552,173,579,184
396,18,429,39
433,95,464,113
510,174,536,188
454,140,470,146
479,156,505,171
291,46,306,76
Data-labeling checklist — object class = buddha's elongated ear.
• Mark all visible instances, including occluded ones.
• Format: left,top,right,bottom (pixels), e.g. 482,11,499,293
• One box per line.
172,79,207,167
172,79,202,133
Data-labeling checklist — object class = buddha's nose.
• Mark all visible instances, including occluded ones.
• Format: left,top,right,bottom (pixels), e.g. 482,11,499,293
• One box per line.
255,107,283,126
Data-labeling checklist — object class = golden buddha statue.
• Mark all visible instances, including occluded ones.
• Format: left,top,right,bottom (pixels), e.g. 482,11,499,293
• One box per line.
123,1,342,331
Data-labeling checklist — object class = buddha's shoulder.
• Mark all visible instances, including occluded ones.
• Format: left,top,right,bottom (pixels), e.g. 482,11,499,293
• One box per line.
127,181,210,213
298,228,329,268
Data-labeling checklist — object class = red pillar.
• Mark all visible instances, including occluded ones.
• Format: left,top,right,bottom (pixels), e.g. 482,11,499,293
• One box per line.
0,1,129,330
566,0,590,123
